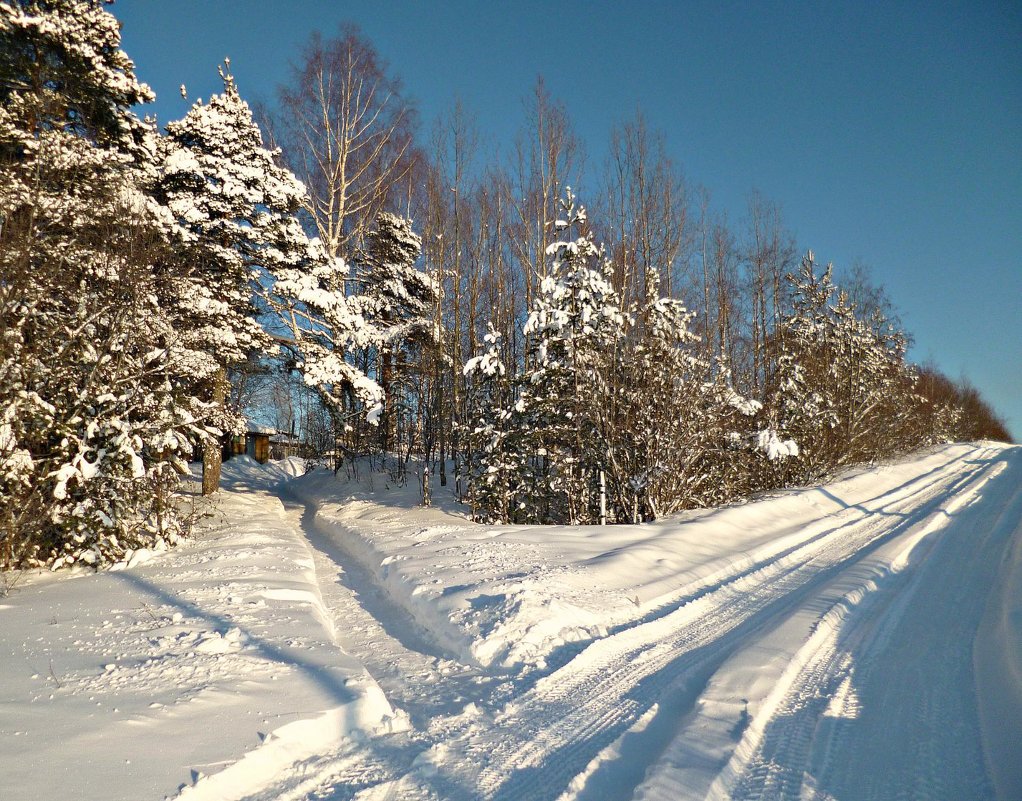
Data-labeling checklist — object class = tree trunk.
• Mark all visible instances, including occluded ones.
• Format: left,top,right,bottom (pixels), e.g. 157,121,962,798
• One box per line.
201,367,228,496
421,461,431,507
599,469,607,525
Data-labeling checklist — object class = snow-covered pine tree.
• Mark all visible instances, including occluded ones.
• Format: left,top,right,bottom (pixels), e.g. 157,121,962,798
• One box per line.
156,63,329,493
353,212,439,459
0,0,196,568
462,325,514,522
507,192,628,523
766,252,842,478
698,369,786,503
828,297,915,463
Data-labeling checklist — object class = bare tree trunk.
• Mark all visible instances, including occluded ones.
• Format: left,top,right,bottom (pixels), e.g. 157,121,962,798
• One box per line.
507,78,583,370
699,193,713,361
419,394,431,506
201,367,228,496
599,470,607,525
599,112,689,311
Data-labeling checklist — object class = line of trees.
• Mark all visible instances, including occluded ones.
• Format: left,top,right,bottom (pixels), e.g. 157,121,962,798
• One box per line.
251,22,1008,523
1,3,1011,569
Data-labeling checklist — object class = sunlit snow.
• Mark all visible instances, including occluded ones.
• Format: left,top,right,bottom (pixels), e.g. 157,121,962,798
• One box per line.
2,443,1019,801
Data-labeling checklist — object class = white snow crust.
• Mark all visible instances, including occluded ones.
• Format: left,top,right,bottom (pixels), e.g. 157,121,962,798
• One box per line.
2,443,1019,801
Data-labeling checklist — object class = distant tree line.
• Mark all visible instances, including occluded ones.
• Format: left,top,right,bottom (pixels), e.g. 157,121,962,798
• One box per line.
0,2,1010,568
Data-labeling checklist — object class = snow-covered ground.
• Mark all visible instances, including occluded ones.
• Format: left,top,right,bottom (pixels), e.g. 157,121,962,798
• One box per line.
2,442,1019,800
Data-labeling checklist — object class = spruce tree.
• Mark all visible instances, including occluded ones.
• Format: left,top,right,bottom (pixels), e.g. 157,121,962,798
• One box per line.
611,270,710,519
508,193,627,523
462,325,513,522
156,64,326,493
0,0,193,568
354,212,439,456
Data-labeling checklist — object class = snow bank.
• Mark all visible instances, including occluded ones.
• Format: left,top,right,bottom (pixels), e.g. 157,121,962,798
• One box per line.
288,444,993,672
0,460,398,801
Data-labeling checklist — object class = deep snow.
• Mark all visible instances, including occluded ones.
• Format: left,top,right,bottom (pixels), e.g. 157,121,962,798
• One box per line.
1,443,1019,800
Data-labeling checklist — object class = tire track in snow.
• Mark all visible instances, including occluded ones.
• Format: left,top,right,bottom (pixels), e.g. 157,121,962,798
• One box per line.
598,445,997,646
391,446,1004,800
260,492,506,801
713,448,1020,801
809,451,1021,801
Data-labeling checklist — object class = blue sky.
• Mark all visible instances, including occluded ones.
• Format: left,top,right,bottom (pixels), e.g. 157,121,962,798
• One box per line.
115,0,1021,440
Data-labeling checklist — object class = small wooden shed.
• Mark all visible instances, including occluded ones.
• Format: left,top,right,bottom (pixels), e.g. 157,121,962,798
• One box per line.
222,427,272,464
245,428,272,464
225,434,246,460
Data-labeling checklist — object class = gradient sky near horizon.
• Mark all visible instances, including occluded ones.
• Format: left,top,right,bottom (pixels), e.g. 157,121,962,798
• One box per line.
115,0,1021,440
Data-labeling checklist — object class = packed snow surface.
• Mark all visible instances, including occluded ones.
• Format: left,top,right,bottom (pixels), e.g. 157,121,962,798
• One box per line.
2,443,1019,800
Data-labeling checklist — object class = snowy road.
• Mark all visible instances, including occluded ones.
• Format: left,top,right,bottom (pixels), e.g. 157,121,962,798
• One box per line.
279,444,1021,801
2,444,1018,801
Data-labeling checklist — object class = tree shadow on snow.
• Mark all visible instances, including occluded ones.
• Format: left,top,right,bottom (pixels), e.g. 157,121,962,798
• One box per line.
109,570,357,707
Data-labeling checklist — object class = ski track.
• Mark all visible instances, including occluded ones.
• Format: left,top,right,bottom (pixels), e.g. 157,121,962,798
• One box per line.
209,445,1018,800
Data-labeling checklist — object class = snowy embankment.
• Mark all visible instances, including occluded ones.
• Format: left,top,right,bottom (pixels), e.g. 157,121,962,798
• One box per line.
0,460,405,801
2,443,1020,801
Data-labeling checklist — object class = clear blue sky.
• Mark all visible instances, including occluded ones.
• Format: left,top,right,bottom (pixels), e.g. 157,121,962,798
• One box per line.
115,0,1021,440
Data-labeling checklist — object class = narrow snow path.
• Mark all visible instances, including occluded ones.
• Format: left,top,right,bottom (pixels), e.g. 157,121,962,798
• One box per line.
0,466,407,801
281,494,481,725
229,490,525,801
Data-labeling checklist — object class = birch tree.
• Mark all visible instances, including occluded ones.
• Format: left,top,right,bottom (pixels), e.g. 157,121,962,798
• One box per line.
267,25,418,259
